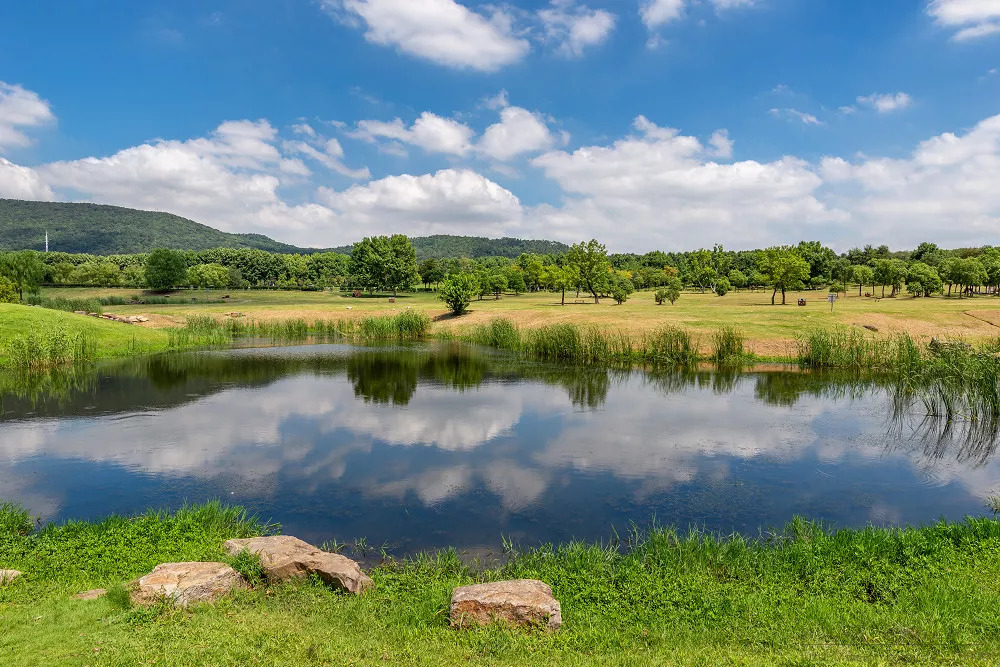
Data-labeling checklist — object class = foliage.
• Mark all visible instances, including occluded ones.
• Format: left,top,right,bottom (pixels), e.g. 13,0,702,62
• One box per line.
145,248,188,291
334,234,569,260
654,288,668,305
349,235,420,295
608,273,634,304
714,277,731,297
0,250,46,300
438,274,479,315
663,277,682,304
0,276,17,303
643,326,698,365
712,326,746,364
470,318,522,351
187,263,230,289
760,246,810,305
566,239,611,303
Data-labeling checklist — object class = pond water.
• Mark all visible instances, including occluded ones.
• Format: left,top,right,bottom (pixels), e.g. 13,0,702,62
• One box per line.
1,343,997,555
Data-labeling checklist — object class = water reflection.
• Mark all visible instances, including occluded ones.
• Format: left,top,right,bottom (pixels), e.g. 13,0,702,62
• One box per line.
1,343,998,553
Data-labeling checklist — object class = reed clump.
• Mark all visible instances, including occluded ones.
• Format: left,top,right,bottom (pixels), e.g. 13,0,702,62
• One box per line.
643,325,698,366
712,326,747,365
3,327,96,370
470,317,522,351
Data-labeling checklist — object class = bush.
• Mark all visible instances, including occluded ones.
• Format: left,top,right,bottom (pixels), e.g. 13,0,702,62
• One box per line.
714,278,731,297
609,275,635,304
654,288,668,305
0,276,18,303
438,274,478,315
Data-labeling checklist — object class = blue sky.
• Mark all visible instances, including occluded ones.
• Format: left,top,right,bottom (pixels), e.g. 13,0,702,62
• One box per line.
2,0,999,251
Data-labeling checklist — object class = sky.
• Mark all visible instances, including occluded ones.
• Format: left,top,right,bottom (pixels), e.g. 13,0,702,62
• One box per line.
1,0,1000,252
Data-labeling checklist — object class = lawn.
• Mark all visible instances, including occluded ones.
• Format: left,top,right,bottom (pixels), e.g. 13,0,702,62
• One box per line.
37,286,1000,358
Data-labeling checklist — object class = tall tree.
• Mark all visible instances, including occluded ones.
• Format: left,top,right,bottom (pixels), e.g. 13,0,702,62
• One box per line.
760,246,810,305
144,248,188,292
566,239,611,303
0,250,46,301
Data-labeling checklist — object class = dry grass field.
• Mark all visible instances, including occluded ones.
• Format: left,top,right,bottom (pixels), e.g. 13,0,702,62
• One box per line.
36,286,1000,358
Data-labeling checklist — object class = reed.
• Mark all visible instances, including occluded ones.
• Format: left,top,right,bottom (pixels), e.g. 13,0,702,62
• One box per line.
470,317,522,351
712,326,746,365
2,327,96,370
643,325,699,366
357,311,430,341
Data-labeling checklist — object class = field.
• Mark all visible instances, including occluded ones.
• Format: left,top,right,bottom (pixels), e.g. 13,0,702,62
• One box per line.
32,286,1000,359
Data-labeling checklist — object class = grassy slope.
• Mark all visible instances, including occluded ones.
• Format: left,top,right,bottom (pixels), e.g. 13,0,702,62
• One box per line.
39,287,1000,358
0,304,170,365
2,504,1000,665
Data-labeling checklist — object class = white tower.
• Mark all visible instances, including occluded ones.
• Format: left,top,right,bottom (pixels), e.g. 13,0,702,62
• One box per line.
45,230,49,252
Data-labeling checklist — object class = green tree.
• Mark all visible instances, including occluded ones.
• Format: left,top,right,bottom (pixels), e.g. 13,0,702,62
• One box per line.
350,235,420,296
0,276,18,303
760,246,810,305
663,276,682,305
0,250,46,300
714,277,731,297
438,273,478,315
418,258,444,289
566,239,611,303
145,248,188,292
546,264,579,306
608,273,635,304
188,263,230,289
383,234,420,296
906,262,942,298
852,265,875,297
505,266,526,295
727,269,747,291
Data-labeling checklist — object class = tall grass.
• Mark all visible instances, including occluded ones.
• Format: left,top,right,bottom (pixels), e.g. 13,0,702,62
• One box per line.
3,328,96,370
358,311,430,341
470,317,521,350
643,325,698,366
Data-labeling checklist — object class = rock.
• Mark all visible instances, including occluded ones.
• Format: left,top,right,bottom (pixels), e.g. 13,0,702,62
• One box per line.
863,324,879,332
73,588,106,600
224,535,372,594
131,562,246,607
450,579,562,630
73,310,86,315
0,569,21,584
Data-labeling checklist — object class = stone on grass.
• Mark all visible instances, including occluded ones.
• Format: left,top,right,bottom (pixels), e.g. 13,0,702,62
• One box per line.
73,589,107,600
131,562,246,607
0,569,21,584
450,579,562,630
224,535,371,594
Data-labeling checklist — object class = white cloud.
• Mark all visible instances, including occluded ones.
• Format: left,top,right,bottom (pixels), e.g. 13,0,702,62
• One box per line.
324,0,530,71
820,113,1000,247
529,115,843,249
352,112,475,156
856,92,912,113
317,168,523,236
0,158,54,200
708,129,733,158
0,81,55,152
927,0,1000,41
284,133,370,179
769,107,824,125
538,0,616,57
640,0,685,28
478,107,555,161
481,89,510,110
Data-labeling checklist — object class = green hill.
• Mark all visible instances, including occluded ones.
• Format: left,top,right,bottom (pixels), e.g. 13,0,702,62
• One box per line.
332,235,569,259
0,199,310,255
0,199,569,259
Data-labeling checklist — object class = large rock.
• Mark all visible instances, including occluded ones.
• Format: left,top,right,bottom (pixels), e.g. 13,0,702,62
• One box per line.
224,535,372,594
131,562,246,607
450,579,562,630
0,569,21,584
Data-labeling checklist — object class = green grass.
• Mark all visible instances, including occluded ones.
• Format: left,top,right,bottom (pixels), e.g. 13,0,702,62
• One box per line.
0,304,170,367
3,502,1000,664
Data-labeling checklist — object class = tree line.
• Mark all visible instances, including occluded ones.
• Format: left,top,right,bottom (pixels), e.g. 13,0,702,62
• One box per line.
2,237,999,311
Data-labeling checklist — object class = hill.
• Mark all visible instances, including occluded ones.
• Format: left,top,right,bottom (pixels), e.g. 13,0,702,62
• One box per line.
0,199,310,255
0,200,569,259
332,235,569,259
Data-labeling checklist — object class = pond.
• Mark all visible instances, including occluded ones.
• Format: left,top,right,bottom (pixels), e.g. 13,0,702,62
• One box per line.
1,342,997,555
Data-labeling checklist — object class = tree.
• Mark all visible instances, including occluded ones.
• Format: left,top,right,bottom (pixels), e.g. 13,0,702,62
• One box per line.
663,277,682,305
654,288,667,305
0,276,18,303
418,258,445,289
906,262,942,297
714,277,731,296
188,263,230,289
852,265,874,297
383,234,420,296
547,264,578,306
350,235,419,296
760,246,810,305
608,274,635,304
727,269,747,291
145,248,188,291
438,273,478,315
0,250,46,300
505,267,526,295
566,239,611,303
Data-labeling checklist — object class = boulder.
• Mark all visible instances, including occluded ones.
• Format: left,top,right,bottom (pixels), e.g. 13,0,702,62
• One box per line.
73,588,106,600
450,579,562,630
224,535,372,594
131,562,246,607
0,569,21,584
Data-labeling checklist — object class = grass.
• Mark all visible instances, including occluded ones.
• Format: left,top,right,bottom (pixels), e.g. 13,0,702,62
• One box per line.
3,502,1000,664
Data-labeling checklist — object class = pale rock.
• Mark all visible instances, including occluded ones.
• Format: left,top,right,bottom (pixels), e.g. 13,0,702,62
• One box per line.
450,579,562,630
224,535,372,594
131,562,246,607
0,569,21,584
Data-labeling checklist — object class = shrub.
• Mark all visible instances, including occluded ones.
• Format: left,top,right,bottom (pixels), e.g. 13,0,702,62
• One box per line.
714,278,731,297
654,288,668,305
438,274,478,315
0,276,17,303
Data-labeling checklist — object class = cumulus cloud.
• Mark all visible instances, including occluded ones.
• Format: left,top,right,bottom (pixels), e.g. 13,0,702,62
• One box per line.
0,157,54,200
478,107,555,161
927,0,1000,41
529,115,843,248
317,168,523,235
856,92,912,113
0,81,55,152
538,0,616,57
323,0,529,71
351,112,474,156
641,0,758,29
